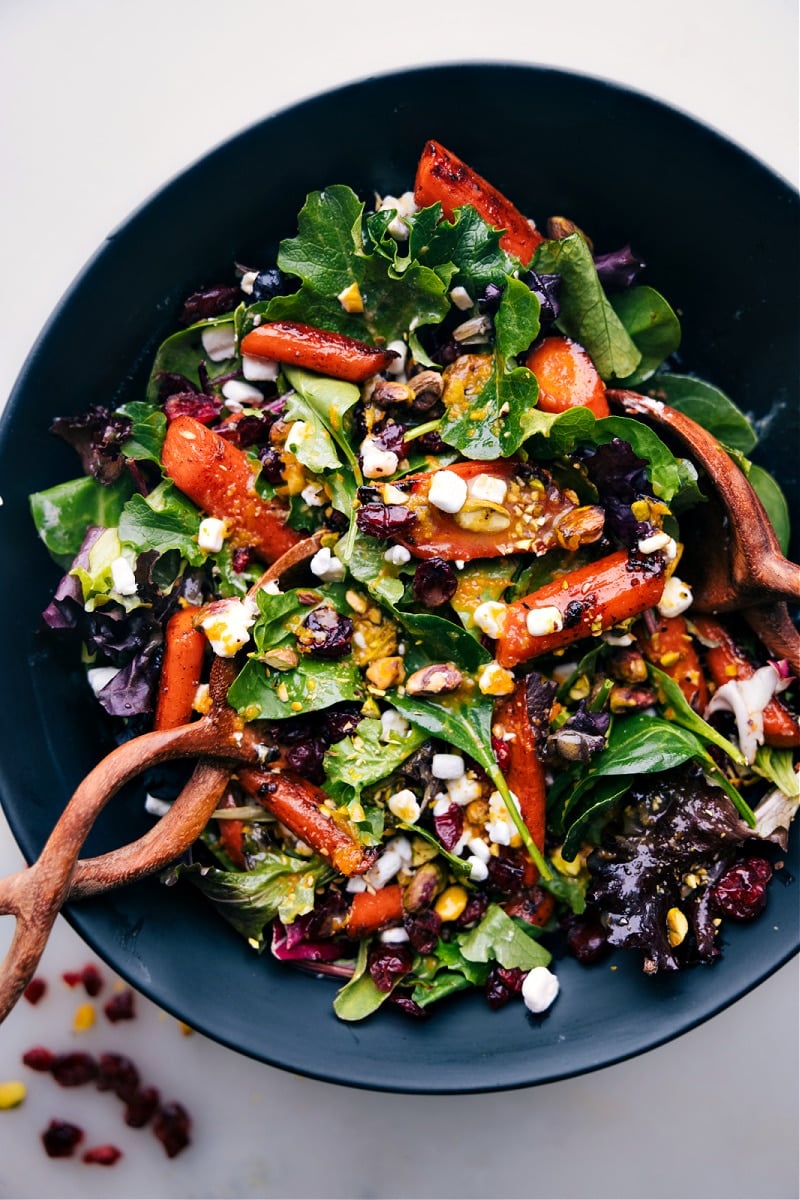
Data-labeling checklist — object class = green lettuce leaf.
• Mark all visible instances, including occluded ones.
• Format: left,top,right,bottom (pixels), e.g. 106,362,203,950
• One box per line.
459,904,551,970
323,716,427,807
30,474,135,567
118,480,205,564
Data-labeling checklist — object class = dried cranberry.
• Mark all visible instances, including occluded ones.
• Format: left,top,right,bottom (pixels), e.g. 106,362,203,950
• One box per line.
491,735,511,772
163,392,222,425
321,704,362,744
404,909,442,954
257,444,285,484
179,284,240,325
81,963,103,997
22,1045,54,1072
521,270,561,323
416,429,446,454
61,970,83,988
412,557,457,608
487,849,526,895
224,414,274,448
373,421,406,455
356,502,417,540
453,891,489,929
23,978,46,1005
51,1052,98,1087
565,914,610,964
83,1144,123,1166
389,992,427,1018
296,606,353,660
104,989,135,1023
284,737,326,783
232,546,256,573
42,1120,84,1158
153,1102,192,1158
432,802,463,852
712,857,773,920
96,1053,139,1101
367,943,414,992
155,371,197,400
124,1086,161,1128
484,968,513,1009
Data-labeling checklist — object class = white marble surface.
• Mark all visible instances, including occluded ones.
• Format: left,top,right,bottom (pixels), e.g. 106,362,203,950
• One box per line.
0,1,798,1197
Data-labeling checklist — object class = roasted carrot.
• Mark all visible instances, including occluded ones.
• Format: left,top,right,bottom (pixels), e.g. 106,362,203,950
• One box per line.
505,887,556,927
396,459,604,561
496,550,667,669
162,414,302,563
216,788,247,870
238,767,376,876
636,614,708,712
692,615,800,748
525,336,610,418
240,321,398,383
154,606,207,731
346,884,404,938
494,680,547,884
413,140,544,265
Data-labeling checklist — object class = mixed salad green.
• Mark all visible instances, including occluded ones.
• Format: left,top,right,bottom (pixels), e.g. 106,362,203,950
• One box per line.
31,142,799,1022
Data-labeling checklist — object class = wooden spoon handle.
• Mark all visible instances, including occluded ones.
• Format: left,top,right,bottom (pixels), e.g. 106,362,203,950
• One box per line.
743,602,800,678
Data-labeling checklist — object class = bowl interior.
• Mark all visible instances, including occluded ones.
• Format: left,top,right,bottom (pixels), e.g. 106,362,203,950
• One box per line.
1,63,797,1092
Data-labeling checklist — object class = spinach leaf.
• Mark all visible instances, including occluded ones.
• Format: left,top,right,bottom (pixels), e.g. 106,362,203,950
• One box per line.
459,904,551,971
145,315,236,404
610,286,681,386
30,474,135,567
333,941,393,1021
533,233,641,382
169,851,334,949
439,276,541,459
648,374,757,453
747,463,791,554
263,185,450,345
338,533,406,607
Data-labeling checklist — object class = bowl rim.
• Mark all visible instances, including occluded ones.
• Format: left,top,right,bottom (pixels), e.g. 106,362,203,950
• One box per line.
2,60,798,1093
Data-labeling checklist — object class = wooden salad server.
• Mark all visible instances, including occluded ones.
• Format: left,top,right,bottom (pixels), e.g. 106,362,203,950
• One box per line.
0,535,322,1023
608,390,800,674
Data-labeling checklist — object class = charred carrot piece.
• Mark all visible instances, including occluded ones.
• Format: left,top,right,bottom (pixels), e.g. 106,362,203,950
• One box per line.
692,615,800,748
346,884,404,938
525,336,610,418
216,788,247,870
494,681,547,884
496,550,667,669
154,606,207,731
240,321,398,383
395,459,604,562
414,140,544,265
238,767,376,876
636,614,709,712
162,415,302,563
505,888,556,927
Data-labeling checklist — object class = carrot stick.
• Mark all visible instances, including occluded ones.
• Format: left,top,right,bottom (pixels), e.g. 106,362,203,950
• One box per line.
238,767,376,876
346,884,404,938
162,414,302,563
496,550,667,669
413,140,544,265
154,606,207,731
216,788,247,870
494,681,547,884
692,615,800,748
525,336,610,418
636,614,708,712
240,321,398,383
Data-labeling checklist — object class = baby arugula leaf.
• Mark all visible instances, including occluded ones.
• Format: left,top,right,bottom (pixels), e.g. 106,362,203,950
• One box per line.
439,275,541,459
533,233,641,382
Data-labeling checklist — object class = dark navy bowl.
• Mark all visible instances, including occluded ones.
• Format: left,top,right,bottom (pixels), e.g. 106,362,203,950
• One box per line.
1,64,797,1092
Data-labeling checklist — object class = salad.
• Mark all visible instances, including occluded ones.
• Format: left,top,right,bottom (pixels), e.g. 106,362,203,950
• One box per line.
30,140,800,1022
